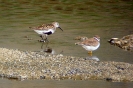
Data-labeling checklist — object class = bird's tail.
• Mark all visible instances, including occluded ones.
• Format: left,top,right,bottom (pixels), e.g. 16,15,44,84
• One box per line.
29,26,36,30
75,42,82,45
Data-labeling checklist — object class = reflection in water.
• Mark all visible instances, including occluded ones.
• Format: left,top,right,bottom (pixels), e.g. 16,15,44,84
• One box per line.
44,46,55,54
40,42,55,54
40,42,63,55
40,42,48,49
84,55,100,61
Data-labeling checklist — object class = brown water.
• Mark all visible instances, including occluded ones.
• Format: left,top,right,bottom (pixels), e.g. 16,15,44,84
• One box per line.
0,0,133,87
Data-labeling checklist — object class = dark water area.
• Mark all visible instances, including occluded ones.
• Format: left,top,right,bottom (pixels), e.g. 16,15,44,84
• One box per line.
0,0,133,88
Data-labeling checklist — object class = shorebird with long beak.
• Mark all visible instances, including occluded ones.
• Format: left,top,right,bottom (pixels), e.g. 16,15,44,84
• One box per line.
75,35,100,56
29,22,63,42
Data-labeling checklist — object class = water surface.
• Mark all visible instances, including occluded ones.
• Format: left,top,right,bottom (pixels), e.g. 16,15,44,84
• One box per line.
0,78,133,88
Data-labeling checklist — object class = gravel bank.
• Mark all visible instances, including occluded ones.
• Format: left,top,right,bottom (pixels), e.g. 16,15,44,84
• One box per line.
0,48,133,82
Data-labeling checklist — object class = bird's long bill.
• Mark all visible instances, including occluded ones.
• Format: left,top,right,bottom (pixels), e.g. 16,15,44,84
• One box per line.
58,27,63,31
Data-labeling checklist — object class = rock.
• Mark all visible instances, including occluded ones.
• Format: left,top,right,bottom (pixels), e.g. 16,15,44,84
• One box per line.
108,34,133,51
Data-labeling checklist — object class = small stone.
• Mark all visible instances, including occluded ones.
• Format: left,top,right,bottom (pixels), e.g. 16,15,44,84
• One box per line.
105,78,113,82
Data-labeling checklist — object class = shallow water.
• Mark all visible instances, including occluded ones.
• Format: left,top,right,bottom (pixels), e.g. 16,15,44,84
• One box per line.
0,78,133,88
0,0,133,87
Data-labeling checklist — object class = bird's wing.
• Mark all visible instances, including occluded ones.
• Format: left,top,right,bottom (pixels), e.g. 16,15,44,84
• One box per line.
29,24,55,30
82,38,99,46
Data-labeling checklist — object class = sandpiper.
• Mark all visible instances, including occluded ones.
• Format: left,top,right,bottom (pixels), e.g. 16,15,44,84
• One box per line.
75,35,100,55
29,22,63,42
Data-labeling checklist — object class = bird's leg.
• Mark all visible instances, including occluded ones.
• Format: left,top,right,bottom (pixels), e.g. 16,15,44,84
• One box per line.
41,41,49,49
88,51,92,56
44,35,49,42
41,42,45,49
39,35,45,42
39,35,49,42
